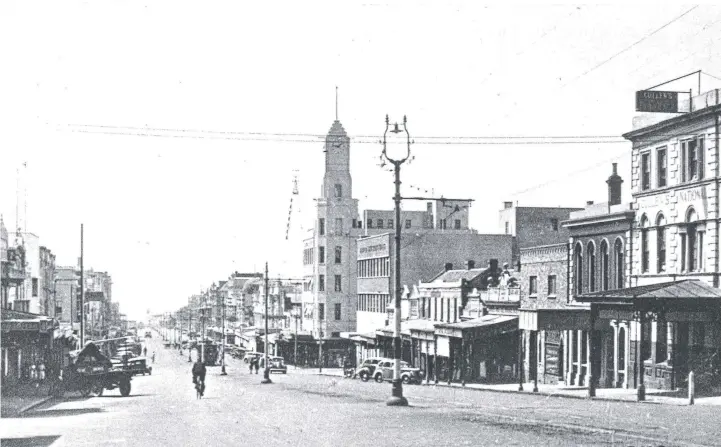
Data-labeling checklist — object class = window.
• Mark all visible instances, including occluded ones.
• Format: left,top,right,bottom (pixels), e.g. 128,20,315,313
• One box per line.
682,208,704,272
388,219,394,229
505,222,510,234
335,246,342,264
405,219,411,229
32,278,38,297
335,218,343,235
587,242,596,292
454,219,461,229
377,219,384,229
319,218,325,236
439,219,447,229
547,275,557,296
319,275,325,292
657,214,666,272
600,240,609,291
334,184,343,198
367,219,373,229
334,275,342,292
334,303,341,320
529,276,538,296
319,303,325,320
574,244,583,294
319,246,325,264
551,218,559,231
641,152,651,191
682,137,704,182
614,239,624,289
640,215,649,273
657,147,667,188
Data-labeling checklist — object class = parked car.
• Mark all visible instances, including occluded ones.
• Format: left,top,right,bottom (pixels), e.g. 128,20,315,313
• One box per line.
259,356,287,374
373,359,422,384
354,357,385,382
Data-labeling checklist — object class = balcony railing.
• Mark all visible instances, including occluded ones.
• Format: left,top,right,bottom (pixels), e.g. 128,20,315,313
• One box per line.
480,287,521,303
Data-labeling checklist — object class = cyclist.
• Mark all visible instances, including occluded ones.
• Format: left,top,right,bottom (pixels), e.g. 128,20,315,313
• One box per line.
192,358,206,396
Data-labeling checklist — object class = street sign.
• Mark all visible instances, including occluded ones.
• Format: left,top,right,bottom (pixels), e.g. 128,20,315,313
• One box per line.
635,90,679,113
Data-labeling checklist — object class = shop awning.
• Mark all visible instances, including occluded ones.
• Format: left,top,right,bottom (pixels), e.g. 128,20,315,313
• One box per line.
376,319,436,337
1,308,55,333
434,314,518,339
343,332,377,345
576,279,721,304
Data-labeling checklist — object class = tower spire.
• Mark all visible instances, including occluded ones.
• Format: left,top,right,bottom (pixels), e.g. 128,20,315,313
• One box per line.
335,86,338,121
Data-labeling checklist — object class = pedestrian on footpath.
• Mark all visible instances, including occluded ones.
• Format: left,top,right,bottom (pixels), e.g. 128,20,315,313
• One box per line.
143,346,148,357
249,358,254,374
151,351,156,363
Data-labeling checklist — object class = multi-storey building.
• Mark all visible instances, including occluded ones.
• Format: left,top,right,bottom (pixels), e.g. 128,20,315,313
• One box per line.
54,266,78,326
1,217,25,311
8,233,56,316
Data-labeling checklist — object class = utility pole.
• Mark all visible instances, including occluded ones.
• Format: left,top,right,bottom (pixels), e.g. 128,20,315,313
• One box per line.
188,306,193,363
294,311,299,370
382,115,410,407
261,262,272,384
221,286,227,375
80,223,85,346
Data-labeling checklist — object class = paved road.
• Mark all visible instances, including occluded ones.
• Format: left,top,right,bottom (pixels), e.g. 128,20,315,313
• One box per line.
2,337,721,446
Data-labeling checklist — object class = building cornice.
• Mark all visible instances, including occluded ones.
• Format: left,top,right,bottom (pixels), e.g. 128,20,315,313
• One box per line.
622,103,721,141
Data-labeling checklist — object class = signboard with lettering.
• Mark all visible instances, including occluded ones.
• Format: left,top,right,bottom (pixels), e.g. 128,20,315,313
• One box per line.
635,91,678,113
637,186,708,217
358,238,389,260
544,343,560,376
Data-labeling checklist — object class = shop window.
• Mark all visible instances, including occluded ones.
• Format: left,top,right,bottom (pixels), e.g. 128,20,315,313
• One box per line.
656,214,666,273
641,152,651,191
657,147,667,188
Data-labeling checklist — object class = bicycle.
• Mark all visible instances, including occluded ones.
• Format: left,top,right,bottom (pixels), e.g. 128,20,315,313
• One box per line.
194,378,205,399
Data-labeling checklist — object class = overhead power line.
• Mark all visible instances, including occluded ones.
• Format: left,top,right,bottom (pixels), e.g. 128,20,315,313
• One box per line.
562,5,700,88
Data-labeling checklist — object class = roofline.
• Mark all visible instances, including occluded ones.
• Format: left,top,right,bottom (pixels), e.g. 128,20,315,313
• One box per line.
622,103,721,141
561,210,635,228
520,242,568,252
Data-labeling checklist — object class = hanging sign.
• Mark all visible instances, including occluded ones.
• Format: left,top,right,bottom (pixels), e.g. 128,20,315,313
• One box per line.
635,91,679,113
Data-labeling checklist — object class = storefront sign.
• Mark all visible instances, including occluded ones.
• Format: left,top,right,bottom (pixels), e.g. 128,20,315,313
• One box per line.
635,91,678,113
544,343,560,376
1,319,50,333
358,240,389,260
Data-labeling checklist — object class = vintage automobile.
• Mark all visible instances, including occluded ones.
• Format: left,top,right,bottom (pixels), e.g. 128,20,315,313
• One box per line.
354,357,385,382
242,351,262,364
259,356,288,374
52,342,134,397
112,353,152,376
372,359,423,385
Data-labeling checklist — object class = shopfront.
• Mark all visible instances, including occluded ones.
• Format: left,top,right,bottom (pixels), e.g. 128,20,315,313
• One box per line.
1,309,56,394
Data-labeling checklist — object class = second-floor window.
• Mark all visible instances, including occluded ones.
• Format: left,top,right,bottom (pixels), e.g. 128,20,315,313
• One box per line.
319,303,325,320
319,275,325,292
388,219,394,229
640,215,649,273
367,219,373,229
454,219,461,229
682,137,704,182
334,184,343,198
377,219,384,229
319,218,325,236
319,246,325,264
335,246,342,264
439,219,447,229
551,218,559,231
657,147,667,188
657,214,666,273
529,276,538,296
614,239,624,289
334,275,342,292
547,275,557,296
641,152,651,191
32,278,38,297
405,219,411,229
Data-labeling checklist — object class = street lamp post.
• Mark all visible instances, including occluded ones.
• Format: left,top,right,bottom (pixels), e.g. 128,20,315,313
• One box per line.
188,307,193,363
382,114,410,407
261,262,272,384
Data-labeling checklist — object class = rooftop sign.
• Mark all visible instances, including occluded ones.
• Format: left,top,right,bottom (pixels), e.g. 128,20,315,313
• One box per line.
635,91,678,113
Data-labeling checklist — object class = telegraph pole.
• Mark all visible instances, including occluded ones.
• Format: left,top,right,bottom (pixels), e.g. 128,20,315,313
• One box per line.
80,223,85,346
188,306,193,362
261,262,272,384
221,286,227,375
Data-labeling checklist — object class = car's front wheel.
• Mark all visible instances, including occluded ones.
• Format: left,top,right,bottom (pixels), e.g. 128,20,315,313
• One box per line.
374,374,384,383
359,371,369,382
402,375,411,384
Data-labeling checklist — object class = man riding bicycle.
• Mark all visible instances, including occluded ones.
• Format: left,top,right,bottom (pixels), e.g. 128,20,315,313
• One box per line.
192,358,206,396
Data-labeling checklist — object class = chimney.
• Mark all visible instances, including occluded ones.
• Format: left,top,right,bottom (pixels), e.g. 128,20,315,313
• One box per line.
444,262,453,271
503,201,513,209
586,201,594,206
606,162,623,206
466,260,475,270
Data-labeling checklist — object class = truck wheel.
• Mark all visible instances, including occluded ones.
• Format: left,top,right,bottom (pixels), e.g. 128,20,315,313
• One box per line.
94,385,105,397
119,379,131,397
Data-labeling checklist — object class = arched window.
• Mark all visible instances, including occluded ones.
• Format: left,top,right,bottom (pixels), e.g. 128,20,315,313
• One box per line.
656,214,666,273
587,242,596,292
574,243,583,295
682,208,704,272
640,215,649,273
600,240,609,291
614,239,624,289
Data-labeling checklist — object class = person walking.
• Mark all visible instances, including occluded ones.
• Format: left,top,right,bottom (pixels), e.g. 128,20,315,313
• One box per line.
143,346,148,357
151,351,156,363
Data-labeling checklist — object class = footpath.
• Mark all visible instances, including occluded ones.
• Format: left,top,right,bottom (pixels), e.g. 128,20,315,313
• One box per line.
292,366,721,406
1,383,54,418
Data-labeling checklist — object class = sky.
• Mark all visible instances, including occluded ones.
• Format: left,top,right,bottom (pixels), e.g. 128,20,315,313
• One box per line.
2,1,721,320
